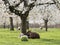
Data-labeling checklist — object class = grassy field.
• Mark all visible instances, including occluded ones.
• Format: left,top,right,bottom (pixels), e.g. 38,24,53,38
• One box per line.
0,28,60,45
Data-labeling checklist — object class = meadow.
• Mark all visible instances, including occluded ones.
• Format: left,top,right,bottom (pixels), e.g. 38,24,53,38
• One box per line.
0,28,60,45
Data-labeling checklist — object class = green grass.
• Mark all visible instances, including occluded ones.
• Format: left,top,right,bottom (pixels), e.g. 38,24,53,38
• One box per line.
0,28,60,45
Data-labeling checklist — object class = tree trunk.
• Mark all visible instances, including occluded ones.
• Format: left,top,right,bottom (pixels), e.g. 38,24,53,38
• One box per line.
21,18,27,34
16,16,18,28
3,23,5,28
9,17,14,31
16,22,18,28
44,20,48,31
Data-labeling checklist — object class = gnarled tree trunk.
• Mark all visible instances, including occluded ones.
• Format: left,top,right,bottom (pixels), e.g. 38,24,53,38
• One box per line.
21,17,27,34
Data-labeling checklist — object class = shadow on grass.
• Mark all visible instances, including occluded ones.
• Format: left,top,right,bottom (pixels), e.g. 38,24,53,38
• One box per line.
41,38,60,45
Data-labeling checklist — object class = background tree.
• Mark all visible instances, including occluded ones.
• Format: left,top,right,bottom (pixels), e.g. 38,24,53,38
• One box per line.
16,16,18,28
9,17,14,30
41,5,56,31
2,16,6,28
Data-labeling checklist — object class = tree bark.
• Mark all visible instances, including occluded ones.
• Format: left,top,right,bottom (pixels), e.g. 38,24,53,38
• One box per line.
21,17,27,34
26,21,29,30
9,17,14,31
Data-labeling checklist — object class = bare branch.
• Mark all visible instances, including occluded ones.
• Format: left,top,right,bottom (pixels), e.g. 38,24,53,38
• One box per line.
52,0,60,10
2,0,10,5
37,2,56,6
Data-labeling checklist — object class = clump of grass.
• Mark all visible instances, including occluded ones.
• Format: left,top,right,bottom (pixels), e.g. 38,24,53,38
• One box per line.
21,35,28,41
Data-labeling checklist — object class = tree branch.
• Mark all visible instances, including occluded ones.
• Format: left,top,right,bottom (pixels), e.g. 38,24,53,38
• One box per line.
52,0,60,10
2,0,10,5
37,2,56,6
20,0,37,18
2,0,24,16
9,6,23,16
